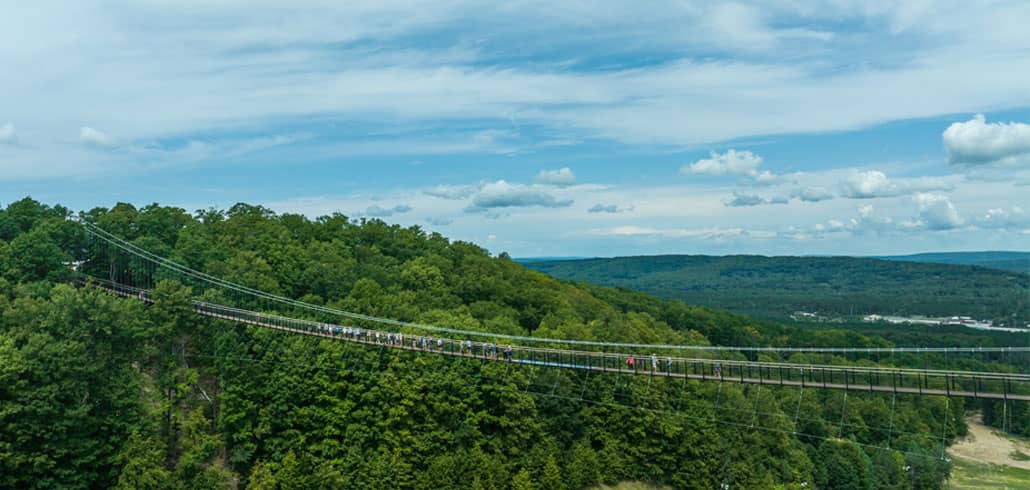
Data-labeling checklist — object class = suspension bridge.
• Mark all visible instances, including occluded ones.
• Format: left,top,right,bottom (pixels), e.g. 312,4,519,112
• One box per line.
72,218,1030,403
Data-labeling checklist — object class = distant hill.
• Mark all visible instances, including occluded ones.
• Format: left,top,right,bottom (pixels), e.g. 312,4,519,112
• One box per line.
523,255,1030,325
513,256,593,263
872,251,1029,273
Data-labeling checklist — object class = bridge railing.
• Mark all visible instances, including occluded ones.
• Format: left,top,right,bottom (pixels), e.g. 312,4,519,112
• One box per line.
79,276,1029,400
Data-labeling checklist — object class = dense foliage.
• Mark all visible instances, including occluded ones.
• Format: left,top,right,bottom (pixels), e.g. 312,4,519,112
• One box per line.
0,197,1021,489
523,255,1030,325
874,252,1030,274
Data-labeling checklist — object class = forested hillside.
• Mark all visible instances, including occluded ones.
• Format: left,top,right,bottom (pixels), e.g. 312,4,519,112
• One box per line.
873,251,1030,274
523,255,1030,325
1,197,1024,489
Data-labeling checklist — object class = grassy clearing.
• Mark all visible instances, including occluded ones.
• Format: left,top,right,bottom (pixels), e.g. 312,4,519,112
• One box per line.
1010,449,1030,462
948,458,1030,489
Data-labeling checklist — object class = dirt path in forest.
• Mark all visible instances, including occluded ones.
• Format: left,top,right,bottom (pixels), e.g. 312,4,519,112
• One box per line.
948,414,1030,470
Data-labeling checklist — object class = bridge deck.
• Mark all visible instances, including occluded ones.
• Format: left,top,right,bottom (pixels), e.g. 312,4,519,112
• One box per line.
90,280,1030,401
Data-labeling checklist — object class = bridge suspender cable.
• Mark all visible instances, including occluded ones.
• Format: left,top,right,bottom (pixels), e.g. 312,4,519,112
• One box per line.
76,218,1030,354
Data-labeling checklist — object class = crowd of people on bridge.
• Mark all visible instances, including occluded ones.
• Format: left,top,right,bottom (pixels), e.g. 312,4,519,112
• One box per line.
310,322,521,362
306,321,724,378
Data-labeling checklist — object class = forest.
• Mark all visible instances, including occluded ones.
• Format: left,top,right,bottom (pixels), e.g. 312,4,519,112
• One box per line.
873,251,1030,274
523,255,1030,326
0,197,1026,489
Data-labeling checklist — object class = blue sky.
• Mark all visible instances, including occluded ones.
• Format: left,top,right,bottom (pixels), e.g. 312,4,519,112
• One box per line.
2,1,1029,257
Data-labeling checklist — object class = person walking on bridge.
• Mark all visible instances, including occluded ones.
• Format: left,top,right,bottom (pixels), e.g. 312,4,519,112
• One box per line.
626,356,635,372
651,354,658,373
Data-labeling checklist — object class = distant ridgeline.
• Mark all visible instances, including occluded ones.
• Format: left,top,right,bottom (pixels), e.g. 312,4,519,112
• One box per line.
522,254,1030,326
873,251,1030,274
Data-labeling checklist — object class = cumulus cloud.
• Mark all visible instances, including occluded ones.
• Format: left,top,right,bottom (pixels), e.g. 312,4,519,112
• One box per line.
79,126,114,147
843,204,904,235
943,114,1030,166
975,206,1028,230
683,149,788,185
424,184,481,200
0,123,16,144
839,170,952,199
913,193,963,230
465,180,572,212
361,204,412,218
752,171,786,186
588,203,631,213
833,197,962,235
535,167,576,186
683,149,762,177
791,186,834,202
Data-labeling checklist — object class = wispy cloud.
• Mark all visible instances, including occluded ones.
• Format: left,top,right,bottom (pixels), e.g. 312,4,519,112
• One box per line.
587,203,631,214
424,184,482,200
360,204,412,218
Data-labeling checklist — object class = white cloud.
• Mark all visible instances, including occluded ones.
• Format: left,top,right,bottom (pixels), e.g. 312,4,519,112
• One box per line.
0,123,16,144
832,196,963,235
839,170,952,199
913,193,963,230
256,172,1030,257
976,206,1028,230
841,170,890,198
724,192,770,207
683,149,789,185
424,184,481,200
943,114,1030,166
361,204,412,217
587,203,631,214
535,167,576,187
791,186,834,202
79,126,113,147
465,180,572,212
752,170,787,186
683,149,762,177
2,2,1030,183
723,188,827,207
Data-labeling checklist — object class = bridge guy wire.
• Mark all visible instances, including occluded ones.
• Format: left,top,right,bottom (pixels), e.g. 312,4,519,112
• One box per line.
78,218,1030,355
